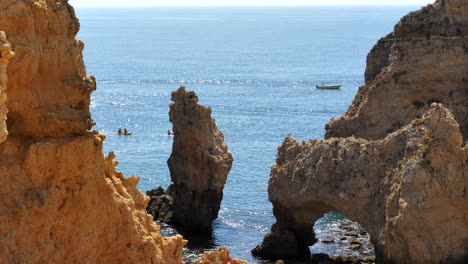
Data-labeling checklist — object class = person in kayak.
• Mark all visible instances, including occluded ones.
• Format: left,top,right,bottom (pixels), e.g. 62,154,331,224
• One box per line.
118,128,122,133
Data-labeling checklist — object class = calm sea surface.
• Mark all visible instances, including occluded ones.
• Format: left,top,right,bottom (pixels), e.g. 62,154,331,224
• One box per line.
76,6,420,263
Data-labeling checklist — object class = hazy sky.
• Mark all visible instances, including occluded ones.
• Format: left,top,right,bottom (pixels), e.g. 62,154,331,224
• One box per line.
69,0,434,7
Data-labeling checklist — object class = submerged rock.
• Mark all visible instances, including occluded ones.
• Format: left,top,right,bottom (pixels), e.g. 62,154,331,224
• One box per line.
344,231,359,237
0,1,186,263
254,1,468,263
350,239,363,246
147,86,233,231
363,255,376,263
321,238,335,244
339,225,355,232
350,244,362,251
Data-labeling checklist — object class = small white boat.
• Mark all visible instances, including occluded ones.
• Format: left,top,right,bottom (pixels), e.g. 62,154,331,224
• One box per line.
316,84,342,89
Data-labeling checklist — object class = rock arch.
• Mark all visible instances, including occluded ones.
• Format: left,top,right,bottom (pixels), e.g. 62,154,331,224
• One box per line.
255,1,467,262
254,105,468,263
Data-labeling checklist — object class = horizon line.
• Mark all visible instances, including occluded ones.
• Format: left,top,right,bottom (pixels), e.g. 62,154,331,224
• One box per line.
73,4,427,7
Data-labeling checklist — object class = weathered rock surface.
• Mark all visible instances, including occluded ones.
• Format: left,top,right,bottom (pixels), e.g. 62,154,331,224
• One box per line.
0,32,14,144
147,86,233,231
326,0,467,142
0,0,95,139
0,1,186,263
254,1,468,263
194,247,248,264
254,104,468,263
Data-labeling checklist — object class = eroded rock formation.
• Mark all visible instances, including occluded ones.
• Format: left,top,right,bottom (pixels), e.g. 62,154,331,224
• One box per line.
327,0,467,142
147,86,233,231
254,1,468,263
0,32,14,144
194,247,248,264
254,104,468,263
0,1,186,263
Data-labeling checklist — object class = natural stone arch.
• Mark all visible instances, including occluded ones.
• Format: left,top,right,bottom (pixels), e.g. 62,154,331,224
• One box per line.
254,1,468,262
254,105,468,263
253,200,378,261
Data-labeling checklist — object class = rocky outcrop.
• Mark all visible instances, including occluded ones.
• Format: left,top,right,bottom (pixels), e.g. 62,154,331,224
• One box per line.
0,1,186,263
254,104,468,263
194,247,248,264
0,31,15,144
326,0,467,142
0,0,95,139
0,32,14,144
147,86,233,231
254,1,468,263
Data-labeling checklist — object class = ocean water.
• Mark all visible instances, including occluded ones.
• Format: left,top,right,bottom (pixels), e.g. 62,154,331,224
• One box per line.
76,6,420,263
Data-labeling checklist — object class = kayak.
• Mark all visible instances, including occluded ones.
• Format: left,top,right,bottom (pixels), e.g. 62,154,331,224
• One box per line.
116,132,132,136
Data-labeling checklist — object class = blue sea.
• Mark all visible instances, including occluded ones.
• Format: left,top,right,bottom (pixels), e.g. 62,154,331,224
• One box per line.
76,6,421,263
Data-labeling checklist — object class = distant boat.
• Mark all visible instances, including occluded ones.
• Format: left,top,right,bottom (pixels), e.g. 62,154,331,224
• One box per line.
117,132,132,136
316,84,342,89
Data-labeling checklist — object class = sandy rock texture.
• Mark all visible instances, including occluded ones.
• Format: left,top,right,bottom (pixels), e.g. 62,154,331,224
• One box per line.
254,104,467,263
0,32,14,143
194,247,248,264
0,1,186,263
0,0,95,139
254,1,468,263
326,0,467,142
147,86,233,231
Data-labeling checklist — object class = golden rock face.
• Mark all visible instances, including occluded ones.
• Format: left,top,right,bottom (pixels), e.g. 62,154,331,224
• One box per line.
146,86,233,231
195,247,249,264
0,31,14,144
0,1,187,263
326,0,467,142
255,0,468,263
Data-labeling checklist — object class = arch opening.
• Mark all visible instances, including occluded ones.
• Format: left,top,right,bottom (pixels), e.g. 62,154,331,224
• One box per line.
310,210,375,263
252,202,378,264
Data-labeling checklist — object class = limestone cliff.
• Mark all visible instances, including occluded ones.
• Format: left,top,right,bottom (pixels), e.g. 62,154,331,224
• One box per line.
0,1,186,263
254,104,468,263
254,1,468,263
326,0,467,142
147,86,233,231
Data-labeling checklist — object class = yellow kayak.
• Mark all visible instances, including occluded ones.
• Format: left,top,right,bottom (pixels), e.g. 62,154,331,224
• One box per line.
116,132,132,136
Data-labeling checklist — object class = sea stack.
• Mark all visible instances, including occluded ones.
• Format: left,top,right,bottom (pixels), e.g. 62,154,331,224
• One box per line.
0,1,186,263
254,0,468,263
147,86,233,231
